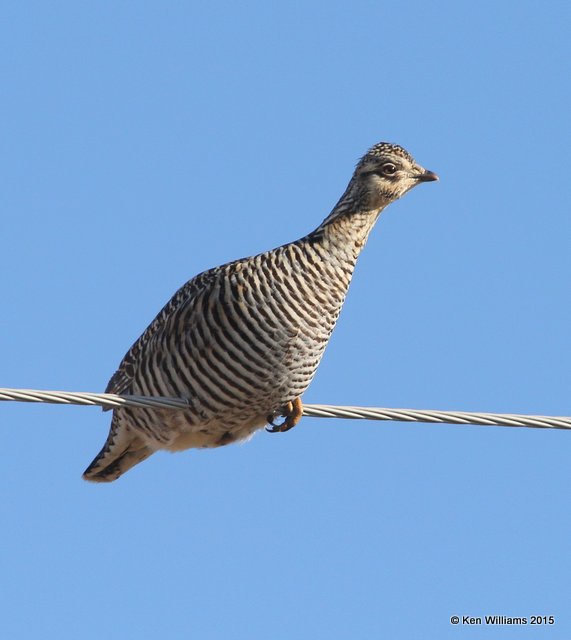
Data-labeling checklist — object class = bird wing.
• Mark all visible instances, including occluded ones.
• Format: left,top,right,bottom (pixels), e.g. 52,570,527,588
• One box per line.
105,266,223,396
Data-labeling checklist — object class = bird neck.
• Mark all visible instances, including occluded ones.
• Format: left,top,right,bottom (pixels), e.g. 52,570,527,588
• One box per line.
311,195,386,262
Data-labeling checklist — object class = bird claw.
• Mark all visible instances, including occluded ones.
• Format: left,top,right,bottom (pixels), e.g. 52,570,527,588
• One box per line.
266,397,303,433
265,406,287,432
265,420,284,433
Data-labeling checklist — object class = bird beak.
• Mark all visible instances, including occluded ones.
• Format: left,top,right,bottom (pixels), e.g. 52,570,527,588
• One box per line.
416,169,439,182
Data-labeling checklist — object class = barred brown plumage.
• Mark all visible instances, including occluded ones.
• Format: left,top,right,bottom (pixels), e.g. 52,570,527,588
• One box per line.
83,141,438,482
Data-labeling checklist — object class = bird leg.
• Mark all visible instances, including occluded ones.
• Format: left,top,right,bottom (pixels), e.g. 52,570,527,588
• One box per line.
266,397,303,433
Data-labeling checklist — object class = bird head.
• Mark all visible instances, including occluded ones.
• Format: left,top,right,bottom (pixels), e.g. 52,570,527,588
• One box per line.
350,142,438,211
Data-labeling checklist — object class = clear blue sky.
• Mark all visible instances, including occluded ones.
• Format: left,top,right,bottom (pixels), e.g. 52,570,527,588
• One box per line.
1,2,570,638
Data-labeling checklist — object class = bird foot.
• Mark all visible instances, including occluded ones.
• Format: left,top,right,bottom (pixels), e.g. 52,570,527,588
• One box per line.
266,397,303,433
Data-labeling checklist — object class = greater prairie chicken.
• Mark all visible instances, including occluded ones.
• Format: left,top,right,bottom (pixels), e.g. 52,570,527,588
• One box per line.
84,141,438,482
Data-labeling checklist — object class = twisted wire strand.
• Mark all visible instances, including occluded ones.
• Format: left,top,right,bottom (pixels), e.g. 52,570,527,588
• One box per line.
0,387,569,430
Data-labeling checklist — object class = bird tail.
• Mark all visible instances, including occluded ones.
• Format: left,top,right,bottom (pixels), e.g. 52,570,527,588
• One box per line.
83,414,154,483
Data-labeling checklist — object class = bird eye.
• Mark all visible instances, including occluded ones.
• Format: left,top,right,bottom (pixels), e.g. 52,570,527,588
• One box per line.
381,163,397,176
